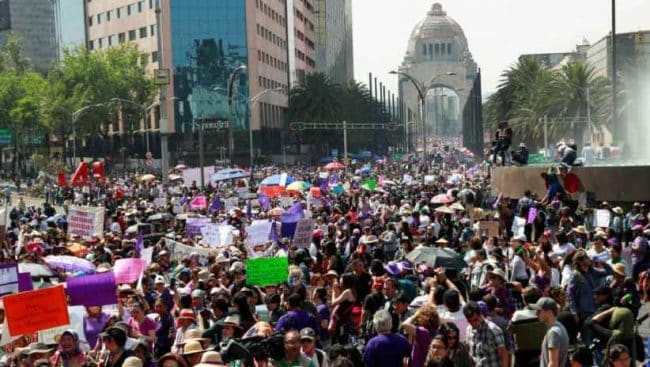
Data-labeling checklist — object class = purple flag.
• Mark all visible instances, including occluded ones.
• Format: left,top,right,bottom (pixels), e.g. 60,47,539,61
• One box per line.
210,193,222,213
18,273,33,292
135,231,144,253
258,193,270,211
269,221,285,249
179,193,188,205
329,174,339,185
282,202,304,223
67,272,118,307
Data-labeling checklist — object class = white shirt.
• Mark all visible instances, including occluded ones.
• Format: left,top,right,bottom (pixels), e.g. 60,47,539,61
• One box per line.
439,309,469,343
552,242,576,258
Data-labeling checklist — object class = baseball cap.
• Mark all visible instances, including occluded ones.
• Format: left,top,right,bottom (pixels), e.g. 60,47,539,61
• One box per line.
512,234,527,242
529,297,558,312
299,327,316,341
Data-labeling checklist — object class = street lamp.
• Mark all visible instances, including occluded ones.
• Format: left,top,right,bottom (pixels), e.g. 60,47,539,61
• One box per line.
227,65,248,163
71,103,106,167
390,71,455,157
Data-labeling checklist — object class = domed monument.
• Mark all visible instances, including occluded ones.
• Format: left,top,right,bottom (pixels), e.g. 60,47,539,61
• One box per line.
396,3,478,142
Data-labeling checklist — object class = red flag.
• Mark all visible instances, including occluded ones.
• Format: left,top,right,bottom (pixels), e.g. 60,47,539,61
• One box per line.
71,162,89,186
57,172,67,186
92,161,105,180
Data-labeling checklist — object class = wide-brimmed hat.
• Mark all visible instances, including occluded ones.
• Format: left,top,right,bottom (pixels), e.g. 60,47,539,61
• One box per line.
179,329,211,345
612,263,626,277
182,340,206,355
632,224,644,232
324,269,339,278
487,268,506,281
593,231,607,240
612,207,624,215
217,314,242,329
195,352,225,367
435,238,448,245
122,357,143,367
21,342,53,355
571,225,588,235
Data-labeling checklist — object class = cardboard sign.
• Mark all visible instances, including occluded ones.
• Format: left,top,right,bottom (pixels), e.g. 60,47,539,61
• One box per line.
278,197,294,208
225,197,239,212
511,216,526,237
113,258,146,284
593,209,611,228
479,221,500,238
293,219,313,249
3,285,70,337
166,239,213,266
153,197,167,208
68,206,105,238
424,175,436,185
246,220,272,247
67,272,117,307
140,247,154,266
0,263,19,296
38,306,86,345
185,218,210,237
201,224,233,248
246,257,289,286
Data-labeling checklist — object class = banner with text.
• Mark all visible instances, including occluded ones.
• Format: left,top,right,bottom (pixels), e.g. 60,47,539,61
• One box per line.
68,206,105,238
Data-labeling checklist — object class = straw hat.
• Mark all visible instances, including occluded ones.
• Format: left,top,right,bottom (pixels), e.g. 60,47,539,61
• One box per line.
195,352,225,367
612,207,624,215
612,263,626,278
571,225,588,235
182,340,206,355
122,357,143,367
179,329,210,345
217,314,242,329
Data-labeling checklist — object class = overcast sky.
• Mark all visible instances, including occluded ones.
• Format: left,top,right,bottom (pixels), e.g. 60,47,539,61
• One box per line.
352,0,650,98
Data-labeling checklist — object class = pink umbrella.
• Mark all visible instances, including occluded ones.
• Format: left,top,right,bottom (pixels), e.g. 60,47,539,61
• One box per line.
324,162,345,170
430,194,453,204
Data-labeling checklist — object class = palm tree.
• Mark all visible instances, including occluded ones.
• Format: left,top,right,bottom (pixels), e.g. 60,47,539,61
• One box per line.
288,72,341,122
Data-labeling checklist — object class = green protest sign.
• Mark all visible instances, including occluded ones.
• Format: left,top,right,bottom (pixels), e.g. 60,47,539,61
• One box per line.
362,179,377,190
246,257,288,286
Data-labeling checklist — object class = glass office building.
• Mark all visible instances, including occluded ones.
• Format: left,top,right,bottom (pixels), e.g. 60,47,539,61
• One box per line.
169,0,249,135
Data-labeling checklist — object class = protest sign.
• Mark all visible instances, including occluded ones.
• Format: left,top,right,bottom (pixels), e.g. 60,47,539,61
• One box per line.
17,273,32,292
140,247,154,266
237,187,250,199
185,218,211,237
190,195,207,210
38,306,86,345
424,175,436,185
68,206,105,238
593,209,611,228
225,197,239,212
153,197,167,208
293,219,313,249
246,257,288,286
113,258,146,284
278,197,294,208
479,221,500,238
0,263,19,296
511,216,526,237
201,224,233,248
182,166,216,188
246,220,273,247
527,207,538,224
3,285,70,337
67,272,117,307
165,239,213,265
307,195,322,209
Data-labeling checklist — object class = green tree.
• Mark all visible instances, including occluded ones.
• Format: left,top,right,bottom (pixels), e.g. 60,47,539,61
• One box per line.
288,72,342,122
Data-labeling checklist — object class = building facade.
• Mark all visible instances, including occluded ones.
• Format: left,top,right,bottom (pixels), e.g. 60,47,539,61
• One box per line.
52,0,86,58
0,0,58,72
396,3,478,141
314,0,354,85
287,0,316,86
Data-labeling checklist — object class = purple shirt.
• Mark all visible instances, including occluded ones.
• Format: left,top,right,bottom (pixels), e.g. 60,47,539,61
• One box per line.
274,309,320,335
363,333,410,367
84,312,110,348
410,327,433,367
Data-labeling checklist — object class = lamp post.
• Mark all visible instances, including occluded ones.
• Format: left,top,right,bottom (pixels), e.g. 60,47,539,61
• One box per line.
227,65,247,163
71,103,106,167
390,71,455,158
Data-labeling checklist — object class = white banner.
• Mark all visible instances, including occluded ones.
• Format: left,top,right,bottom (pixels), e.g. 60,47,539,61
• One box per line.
68,206,105,238
593,209,611,228
140,247,154,266
225,197,239,212
182,166,216,188
511,216,526,237
165,239,214,266
293,218,313,249
201,224,234,248
38,306,87,346
279,197,294,208
246,220,272,247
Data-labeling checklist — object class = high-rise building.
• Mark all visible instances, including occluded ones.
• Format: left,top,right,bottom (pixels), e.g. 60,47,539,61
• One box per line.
52,0,86,58
0,0,57,72
586,31,650,78
314,0,354,85
83,0,295,161
287,0,316,86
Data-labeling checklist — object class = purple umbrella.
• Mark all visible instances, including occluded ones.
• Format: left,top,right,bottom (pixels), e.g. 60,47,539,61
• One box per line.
44,255,96,274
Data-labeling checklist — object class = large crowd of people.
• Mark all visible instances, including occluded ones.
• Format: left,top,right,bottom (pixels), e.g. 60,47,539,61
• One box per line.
0,139,648,367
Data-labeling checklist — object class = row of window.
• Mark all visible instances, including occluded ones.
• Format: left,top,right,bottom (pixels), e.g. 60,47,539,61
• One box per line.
260,102,285,129
257,24,287,50
295,49,315,68
422,43,453,57
88,25,157,50
258,76,287,93
256,0,286,27
295,29,314,50
88,0,154,27
258,50,288,72
294,8,314,32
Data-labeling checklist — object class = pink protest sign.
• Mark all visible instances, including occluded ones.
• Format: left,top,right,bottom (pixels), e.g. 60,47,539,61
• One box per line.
113,258,146,284
190,195,207,210
527,208,538,224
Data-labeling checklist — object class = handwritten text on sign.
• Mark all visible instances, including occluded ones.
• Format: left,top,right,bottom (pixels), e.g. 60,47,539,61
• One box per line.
68,206,105,238
246,257,289,286
3,285,70,337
